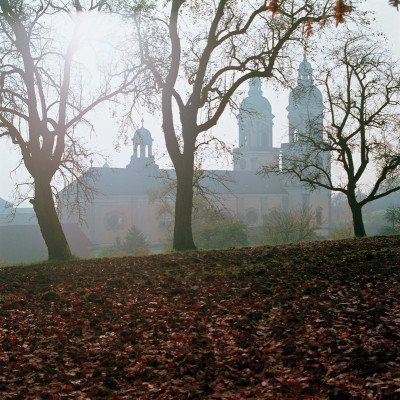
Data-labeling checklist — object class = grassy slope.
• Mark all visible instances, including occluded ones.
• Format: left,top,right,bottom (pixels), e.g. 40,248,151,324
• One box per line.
0,236,400,399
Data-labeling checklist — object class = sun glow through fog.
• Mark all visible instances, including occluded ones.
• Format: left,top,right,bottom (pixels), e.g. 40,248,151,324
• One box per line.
74,11,114,70
58,10,120,74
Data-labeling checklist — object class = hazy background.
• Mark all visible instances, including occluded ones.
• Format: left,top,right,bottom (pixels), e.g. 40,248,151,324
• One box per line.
0,0,399,206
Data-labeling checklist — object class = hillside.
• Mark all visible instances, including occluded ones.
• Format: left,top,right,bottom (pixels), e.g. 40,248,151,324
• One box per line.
1,236,400,399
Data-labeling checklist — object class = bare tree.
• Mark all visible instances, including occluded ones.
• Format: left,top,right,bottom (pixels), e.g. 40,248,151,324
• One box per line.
0,1,145,260
261,33,400,237
127,0,348,251
259,206,317,245
381,205,400,235
149,181,248,251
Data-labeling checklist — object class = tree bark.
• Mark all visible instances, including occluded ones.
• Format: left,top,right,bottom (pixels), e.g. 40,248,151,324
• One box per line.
31,178,72,261
173,152,196,251
349,202,366,238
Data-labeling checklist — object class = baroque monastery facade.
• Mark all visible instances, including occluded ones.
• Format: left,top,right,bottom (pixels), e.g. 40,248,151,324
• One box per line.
62,57,331,252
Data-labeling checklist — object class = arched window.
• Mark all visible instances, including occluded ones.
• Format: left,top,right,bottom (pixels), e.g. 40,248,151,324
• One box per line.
246,209,259,227
104,211,126,232
293,128,299,142
316,206,323,226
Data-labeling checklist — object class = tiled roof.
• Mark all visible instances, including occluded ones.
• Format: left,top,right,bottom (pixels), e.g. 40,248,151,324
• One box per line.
0,224,46,263
90,167,287,197
0,198,12,209
0,223,92,263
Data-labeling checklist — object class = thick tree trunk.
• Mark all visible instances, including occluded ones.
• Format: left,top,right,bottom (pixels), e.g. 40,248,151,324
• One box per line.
31,178,72,261
173,153,196,251
350,203,366,238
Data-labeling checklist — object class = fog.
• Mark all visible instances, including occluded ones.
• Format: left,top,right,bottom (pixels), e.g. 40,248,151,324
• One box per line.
1,1,400,264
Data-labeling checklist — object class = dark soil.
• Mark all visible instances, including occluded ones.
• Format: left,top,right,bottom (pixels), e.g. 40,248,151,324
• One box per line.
0,236,400,399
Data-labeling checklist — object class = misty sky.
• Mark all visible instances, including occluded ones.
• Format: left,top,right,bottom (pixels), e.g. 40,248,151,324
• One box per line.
0,0,399,206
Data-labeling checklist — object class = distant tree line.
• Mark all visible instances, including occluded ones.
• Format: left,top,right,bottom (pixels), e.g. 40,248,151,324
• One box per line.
381,205,400,235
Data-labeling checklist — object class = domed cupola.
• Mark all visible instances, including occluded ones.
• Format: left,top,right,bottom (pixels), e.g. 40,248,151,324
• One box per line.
287,56,324,143
297,56,314,86
233,77,280,172
239,77,272,115
237,77,274,149
127,119,158,170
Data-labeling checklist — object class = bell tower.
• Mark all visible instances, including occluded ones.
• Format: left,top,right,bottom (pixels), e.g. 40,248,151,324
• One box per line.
281,56,331,236
127,119,158,170
287,56,324,143
233,78,279,171
282,56,328,176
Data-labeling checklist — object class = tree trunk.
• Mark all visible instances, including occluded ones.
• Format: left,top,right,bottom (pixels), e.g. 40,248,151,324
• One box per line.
31,178,72,261
350,202,366,237
173,153,196,251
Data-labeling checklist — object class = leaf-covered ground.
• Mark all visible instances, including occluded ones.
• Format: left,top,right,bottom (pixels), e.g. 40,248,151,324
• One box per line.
0,236,400,399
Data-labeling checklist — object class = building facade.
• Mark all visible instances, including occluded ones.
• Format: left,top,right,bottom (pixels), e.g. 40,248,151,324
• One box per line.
61,58,331,253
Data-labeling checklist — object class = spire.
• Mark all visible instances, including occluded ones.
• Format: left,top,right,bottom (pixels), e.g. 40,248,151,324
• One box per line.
248,77,263,96
298,55,313,86
287,57,324,144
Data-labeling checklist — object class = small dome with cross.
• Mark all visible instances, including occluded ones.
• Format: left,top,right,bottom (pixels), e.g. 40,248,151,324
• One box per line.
127,118,158,170
132,118,153,147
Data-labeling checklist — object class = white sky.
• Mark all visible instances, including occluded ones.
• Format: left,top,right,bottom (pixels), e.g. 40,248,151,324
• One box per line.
0,1,399,205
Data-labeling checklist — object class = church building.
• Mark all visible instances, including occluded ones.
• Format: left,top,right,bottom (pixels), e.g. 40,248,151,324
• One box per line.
61,58,331,253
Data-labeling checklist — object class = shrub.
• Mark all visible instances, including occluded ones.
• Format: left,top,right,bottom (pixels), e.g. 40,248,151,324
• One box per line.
194,217,249,249
260,207,317,245
122,226,149,255
330,222,353,239
133,246,149,256
96,244,127,258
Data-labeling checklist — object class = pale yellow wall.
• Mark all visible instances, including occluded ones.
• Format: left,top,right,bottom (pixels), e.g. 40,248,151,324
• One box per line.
82,196,162,246
83,188,331,248
97,204,131,244
310,192,330,222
